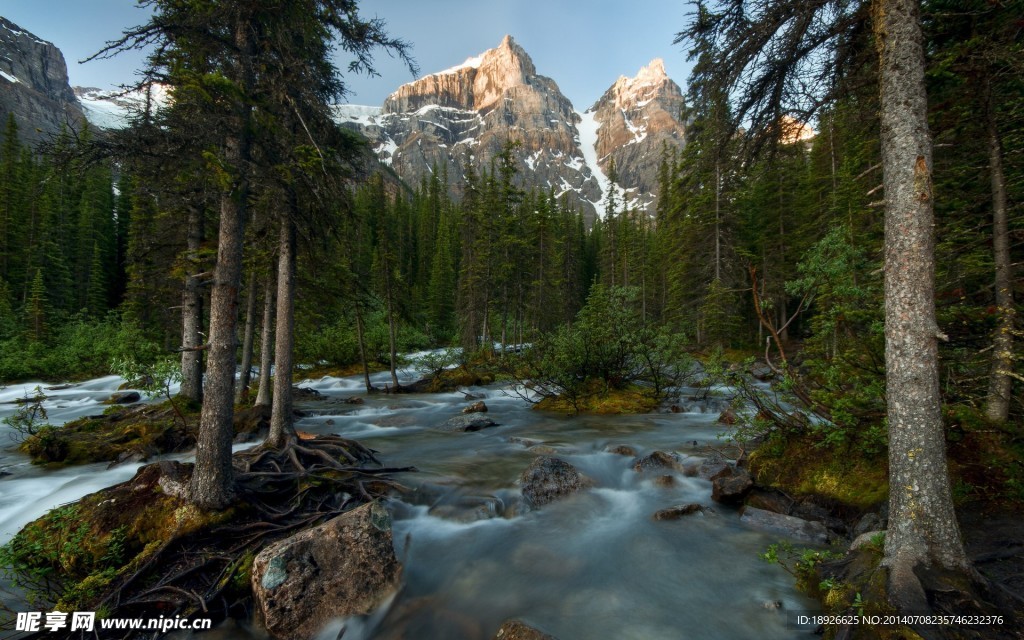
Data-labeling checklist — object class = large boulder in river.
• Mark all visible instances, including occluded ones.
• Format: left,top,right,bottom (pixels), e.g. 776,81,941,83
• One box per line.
711,467,754,504
105,391,141,404
440,414,498,432
632,450,684,473
653,504,706,520
463,400,488,413
739,506,829,544
748,361,775,381
696,453,730,480
520,457,592,507
494,619,559,640
252,502,401,640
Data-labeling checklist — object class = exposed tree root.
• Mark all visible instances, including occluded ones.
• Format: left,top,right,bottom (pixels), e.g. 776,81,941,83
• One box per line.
29,435,416,639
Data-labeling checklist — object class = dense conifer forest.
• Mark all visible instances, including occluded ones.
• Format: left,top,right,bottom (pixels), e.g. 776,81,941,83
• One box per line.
0,0,1022,637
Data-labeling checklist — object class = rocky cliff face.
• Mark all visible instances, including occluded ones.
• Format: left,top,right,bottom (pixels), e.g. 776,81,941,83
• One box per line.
587,59,688,215
0,17,85,145
336,36,607,219
336,38,687,222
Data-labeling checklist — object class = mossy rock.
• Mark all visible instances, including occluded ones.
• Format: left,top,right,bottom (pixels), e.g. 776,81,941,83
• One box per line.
21,400,271,467
1,462,234,611
748,435,889,511
407,364,496,393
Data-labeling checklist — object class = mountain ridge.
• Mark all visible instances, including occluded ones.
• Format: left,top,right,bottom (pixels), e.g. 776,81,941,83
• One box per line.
336,35,689,221
0,16,86,145
1,20,689,222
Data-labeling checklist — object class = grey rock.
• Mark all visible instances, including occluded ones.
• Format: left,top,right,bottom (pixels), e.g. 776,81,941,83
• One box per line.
440,414,498,432
494,620,559,640
711,468,753,504
697,454,731,480
853,512,884,538
107,391,141,404
739,506,830,544
520,456,592,507
252,502,401,640
633,450,684,473
850,530,885,552
155,461,192,499
0,18,87,146
653,504,705,520
292,386,324,400
653,474,676,488
606,444,637,457
744,488,795,515
749,361,775,381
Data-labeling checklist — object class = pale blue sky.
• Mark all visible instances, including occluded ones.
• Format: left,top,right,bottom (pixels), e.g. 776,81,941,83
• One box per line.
2,0,696,109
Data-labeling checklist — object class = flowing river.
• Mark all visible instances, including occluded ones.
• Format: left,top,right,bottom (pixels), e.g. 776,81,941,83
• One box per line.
0,364,818,639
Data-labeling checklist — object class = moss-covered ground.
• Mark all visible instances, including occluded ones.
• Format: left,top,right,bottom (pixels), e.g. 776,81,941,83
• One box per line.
533,384,661,415
19,400,271,467
1,436,403,631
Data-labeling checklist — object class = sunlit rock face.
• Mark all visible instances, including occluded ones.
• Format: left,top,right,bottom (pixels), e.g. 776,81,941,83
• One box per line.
337,35,605,220
0,17,86,145
586,58,689,217
335,37,689,223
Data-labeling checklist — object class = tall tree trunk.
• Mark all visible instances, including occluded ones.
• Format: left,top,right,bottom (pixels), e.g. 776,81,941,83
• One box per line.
255,277,274,407
355,301,373,392
237,270,258,403
190,156,247,510
189,14,257,511
180,204,204,403
983,74,1015,423
714,159,722,282
875,0,970,611
268,212,296,447
386,283,400,390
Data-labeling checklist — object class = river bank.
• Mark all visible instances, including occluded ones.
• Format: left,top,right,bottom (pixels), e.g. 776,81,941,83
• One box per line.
3,360,1021,639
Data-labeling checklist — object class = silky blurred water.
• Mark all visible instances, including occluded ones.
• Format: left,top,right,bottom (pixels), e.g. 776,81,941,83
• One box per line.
0,364,816,639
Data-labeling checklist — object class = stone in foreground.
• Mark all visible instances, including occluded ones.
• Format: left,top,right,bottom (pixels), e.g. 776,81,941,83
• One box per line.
739,506,830,544
632,450,684,473
440,414,498,432
252,502,401,640
520,456,592,507
653,504,705,520
494,619,559,640
711,467,753,503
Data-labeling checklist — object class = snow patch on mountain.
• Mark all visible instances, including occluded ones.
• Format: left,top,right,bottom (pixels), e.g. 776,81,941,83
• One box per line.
431,53,485,77
576,109,627,219
331,104,383,127
74,86,171,130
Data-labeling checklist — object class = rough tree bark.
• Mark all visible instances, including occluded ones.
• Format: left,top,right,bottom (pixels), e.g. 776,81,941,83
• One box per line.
267,210,297,448
255,277,274,408
179,204,205,403
874,0,971,611
355,301,374,393
189,17,254,510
